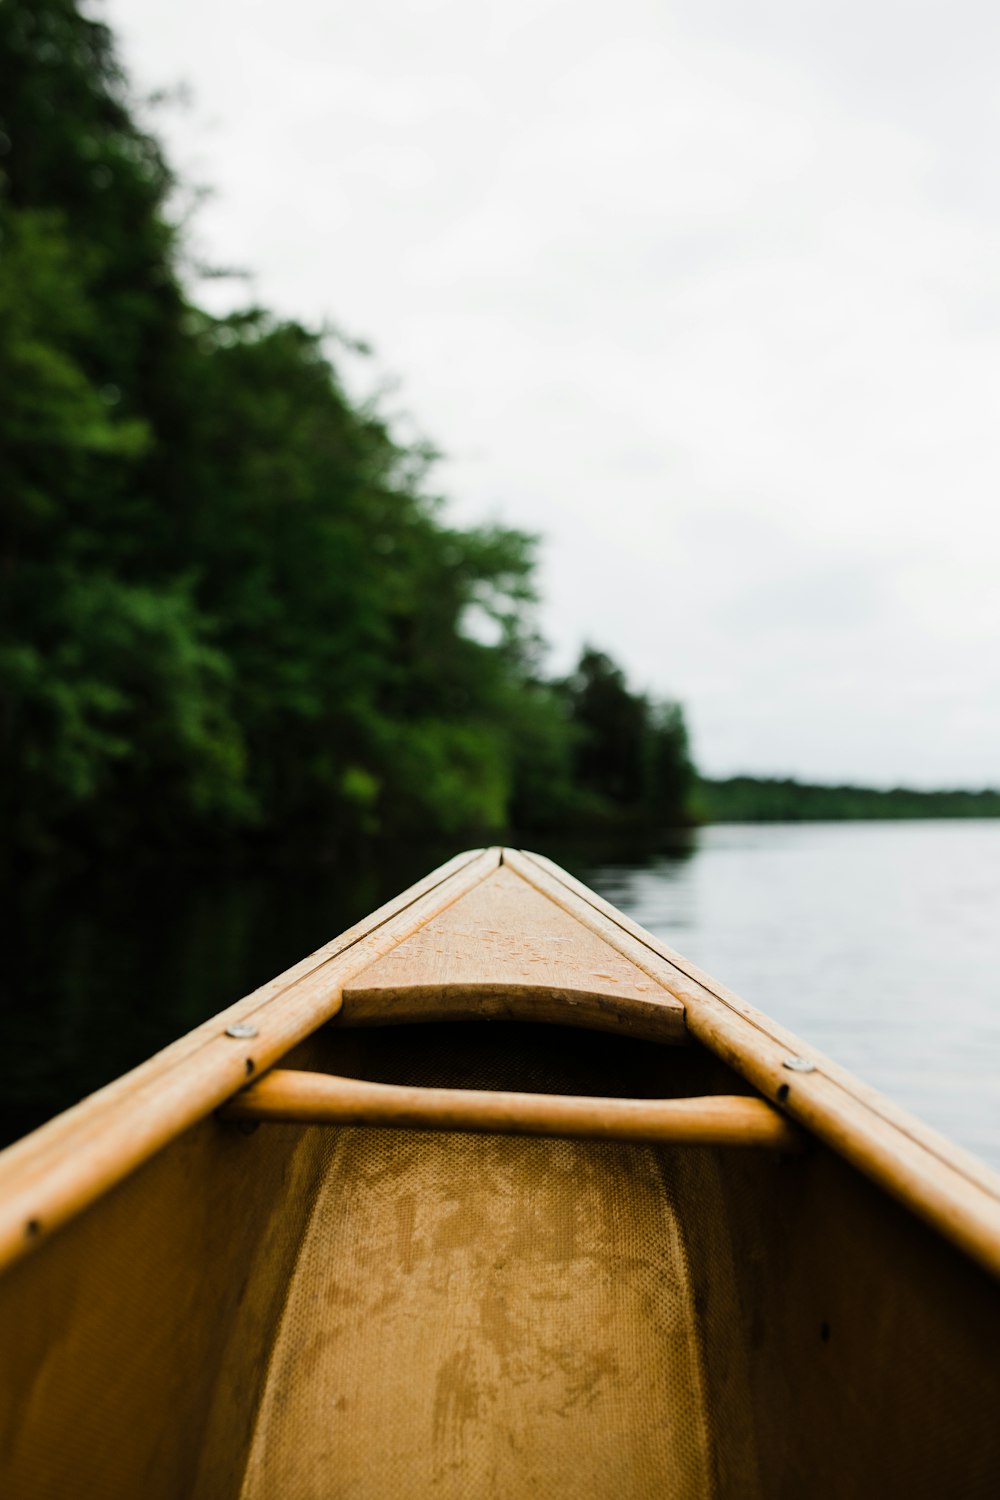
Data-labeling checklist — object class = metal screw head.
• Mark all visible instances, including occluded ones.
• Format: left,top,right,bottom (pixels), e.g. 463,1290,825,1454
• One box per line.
783,1055,816,1073
225,1022,258,1040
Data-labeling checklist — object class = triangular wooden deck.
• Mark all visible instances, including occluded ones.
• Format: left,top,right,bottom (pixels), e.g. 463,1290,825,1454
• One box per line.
340,862,686,1042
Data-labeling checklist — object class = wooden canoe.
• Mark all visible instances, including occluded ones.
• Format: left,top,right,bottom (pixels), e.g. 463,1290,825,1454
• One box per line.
1,847,999,1498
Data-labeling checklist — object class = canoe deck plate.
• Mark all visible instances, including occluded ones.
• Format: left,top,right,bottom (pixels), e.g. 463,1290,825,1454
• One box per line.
341,864,686,1043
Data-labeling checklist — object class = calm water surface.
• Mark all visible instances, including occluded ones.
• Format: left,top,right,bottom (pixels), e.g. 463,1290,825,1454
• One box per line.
4,822,1000,1170
581,820,1000,1170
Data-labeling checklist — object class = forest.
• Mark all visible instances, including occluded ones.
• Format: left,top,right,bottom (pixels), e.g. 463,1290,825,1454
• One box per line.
0,0,695,865
5,0,998,875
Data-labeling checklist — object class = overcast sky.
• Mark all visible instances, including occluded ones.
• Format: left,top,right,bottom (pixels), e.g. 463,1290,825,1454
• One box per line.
107,0,1000,787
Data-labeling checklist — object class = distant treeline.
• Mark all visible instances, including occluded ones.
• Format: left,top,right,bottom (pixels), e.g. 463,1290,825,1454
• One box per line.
699,777,1000,823
0,1,694,863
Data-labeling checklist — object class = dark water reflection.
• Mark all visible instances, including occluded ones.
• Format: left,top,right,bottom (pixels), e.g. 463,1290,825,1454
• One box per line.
2,844,453,1148
4,823,1000,1172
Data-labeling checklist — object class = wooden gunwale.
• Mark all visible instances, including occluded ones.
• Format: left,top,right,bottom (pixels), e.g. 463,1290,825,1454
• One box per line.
220,1069,803,1149
0,847,501,1273
503,847,1000,1283
2,844,1000,1286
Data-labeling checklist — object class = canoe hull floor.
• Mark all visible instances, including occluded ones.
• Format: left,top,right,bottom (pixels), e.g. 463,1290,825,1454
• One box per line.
1,1022,999,1499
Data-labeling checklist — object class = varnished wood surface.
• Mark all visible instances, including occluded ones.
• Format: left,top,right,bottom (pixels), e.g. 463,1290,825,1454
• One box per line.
342,864,686,1042
237,1122,716,1499
504,848,1000,1282
1,1006,1000,1495
221,1069,802,1149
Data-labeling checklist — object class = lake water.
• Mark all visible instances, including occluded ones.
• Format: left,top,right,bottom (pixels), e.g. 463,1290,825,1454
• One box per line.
581,821,1000,1170
4,821,1000,1170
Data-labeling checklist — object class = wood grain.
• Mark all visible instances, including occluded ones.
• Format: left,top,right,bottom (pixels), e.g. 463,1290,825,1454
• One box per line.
342,863,686,1042
221,1069,802,1149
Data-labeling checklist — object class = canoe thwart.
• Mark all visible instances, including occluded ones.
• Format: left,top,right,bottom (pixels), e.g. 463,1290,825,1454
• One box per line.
219,1070,804,1150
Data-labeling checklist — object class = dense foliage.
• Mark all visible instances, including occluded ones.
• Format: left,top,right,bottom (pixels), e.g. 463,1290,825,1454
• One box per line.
555,650,694,826
0,0,695,862
700,777,1000,822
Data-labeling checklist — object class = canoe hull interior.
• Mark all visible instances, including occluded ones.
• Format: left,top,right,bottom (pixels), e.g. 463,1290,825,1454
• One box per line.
2,1021,999,1499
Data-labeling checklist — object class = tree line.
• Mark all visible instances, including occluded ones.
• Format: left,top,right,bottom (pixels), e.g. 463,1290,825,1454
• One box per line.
0,0,695,864
700,777,1000,823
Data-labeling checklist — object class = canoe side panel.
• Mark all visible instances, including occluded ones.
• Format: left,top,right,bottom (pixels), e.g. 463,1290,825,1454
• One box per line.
0,1058,333,1498
673,1120,1000,1497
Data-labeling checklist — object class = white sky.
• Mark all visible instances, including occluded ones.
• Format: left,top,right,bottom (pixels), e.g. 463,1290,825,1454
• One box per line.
106,0,1000,787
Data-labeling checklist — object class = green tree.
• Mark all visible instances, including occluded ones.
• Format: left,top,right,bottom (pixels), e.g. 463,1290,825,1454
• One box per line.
0,0,697,861
561,648,695,826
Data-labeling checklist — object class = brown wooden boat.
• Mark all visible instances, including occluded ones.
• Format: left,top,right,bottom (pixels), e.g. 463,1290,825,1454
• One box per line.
1,847,999,1498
